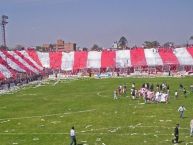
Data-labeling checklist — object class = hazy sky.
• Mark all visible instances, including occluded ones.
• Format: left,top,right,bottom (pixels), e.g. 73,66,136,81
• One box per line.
0,0,193,48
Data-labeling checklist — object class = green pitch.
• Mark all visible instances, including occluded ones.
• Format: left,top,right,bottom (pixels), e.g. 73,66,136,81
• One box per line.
0,77,193,145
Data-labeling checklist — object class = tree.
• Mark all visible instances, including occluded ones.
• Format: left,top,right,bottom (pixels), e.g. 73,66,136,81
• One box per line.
36,46,44,51
14,44,25,50
163,42,174,48
190,36,193,40
82,47,88,51
118,36,128,49
49,44,55,51
91,44,102,51
143,41,160,48
0,45,7,50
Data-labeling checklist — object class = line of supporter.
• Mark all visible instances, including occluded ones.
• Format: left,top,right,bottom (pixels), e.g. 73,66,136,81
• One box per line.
0,68,52,91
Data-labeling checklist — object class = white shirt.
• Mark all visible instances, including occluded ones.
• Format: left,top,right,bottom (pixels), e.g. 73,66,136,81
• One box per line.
175,92,178,96
190,120,193,128
70,129,75,136
178,106,185,112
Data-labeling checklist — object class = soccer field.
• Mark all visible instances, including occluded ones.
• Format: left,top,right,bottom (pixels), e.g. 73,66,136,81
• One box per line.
0,77,193,145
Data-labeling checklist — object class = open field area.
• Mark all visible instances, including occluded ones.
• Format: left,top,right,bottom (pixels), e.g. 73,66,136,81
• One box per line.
0,77,193,145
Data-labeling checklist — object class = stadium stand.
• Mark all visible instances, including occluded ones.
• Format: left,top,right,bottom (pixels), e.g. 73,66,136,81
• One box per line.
115,50,131,68
20,50,43,71
49,51,63,70
158,48,179,66
37,51,50,68
0,47,193,81
0,57,16,78
26,49,42,67
87,51,101,68
101,50,116,68
130,48,147,67
0,50,33,74
14,50,43,73
73,51,88,70
61,51,74,71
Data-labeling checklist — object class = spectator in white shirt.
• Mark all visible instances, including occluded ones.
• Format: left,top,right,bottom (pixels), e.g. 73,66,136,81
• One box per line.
190,119,193,136
70,126,76,145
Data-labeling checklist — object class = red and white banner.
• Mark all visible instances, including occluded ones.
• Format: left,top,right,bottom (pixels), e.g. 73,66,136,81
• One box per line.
0,47,193,79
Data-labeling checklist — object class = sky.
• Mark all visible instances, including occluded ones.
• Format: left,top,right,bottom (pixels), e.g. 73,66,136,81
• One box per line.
0,0,193,48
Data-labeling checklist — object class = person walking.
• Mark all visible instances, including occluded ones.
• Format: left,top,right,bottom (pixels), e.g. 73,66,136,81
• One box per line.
190,119,193,137
113,89,118,100
178,105,186,119
183,88,187,98
70,126,76,145
172,124,179,143
174,90,178,99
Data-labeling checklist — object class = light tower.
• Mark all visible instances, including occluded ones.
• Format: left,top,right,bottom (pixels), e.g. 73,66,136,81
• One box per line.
1,15,8,48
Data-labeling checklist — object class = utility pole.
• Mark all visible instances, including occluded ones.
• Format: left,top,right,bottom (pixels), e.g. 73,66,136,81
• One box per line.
1,15,8,48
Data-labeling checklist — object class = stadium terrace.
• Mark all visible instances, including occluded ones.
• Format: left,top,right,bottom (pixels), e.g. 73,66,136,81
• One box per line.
0,47,193,89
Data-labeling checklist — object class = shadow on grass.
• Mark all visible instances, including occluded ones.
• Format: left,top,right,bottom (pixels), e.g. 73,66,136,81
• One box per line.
172,140,184,144
178,140,184,144
183,116,188,119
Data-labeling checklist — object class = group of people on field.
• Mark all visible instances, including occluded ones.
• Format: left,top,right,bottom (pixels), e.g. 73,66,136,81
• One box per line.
113,82,189,104
174,83,187,99
113,83,127,99
137,82,170,103
69,82,192,145
112,81,193,144
113,82,171,103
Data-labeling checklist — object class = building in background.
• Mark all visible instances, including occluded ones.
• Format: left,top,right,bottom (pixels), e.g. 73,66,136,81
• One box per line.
41,39,76,52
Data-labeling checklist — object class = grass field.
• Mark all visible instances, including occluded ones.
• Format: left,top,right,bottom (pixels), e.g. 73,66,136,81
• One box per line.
0,77,193,145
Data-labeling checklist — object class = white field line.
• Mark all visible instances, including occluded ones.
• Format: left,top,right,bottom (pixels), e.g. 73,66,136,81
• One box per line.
97,92,102,97
0,125,190,135
53,80,60,86
0,109,96,121
96,92,108,98
80,125,189,133
0,132,189,136
186,143,193,145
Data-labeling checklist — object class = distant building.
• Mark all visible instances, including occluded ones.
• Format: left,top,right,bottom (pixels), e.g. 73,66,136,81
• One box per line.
42,39,76,52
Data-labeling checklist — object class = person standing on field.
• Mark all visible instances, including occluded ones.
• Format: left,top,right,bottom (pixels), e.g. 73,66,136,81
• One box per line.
183,88,187,98
174,90,178,99
178,105,186,119
113,89,118,100
190,119,193,137
172,124,179,143
70,126,76,145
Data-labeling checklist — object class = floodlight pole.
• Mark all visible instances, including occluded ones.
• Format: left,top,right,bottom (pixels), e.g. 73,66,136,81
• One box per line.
1,15,8,48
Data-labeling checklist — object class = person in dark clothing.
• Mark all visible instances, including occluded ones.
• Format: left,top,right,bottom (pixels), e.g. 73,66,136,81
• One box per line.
131,89,135,99
160,84,162,91
123,83,127,95
150,84,154,91
167,84,169,90
147,83,150,90
179,84,184,91
183,88,187,98
173,124,179,143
